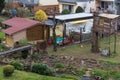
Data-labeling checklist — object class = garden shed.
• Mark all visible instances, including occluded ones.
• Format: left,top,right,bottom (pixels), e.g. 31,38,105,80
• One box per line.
91,13,119,54
2,17,50,47
48,12,93,47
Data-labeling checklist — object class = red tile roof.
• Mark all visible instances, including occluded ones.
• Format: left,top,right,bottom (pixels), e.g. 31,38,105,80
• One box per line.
2,17,40,35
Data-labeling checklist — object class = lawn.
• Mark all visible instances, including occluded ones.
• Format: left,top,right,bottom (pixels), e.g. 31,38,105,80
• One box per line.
48,34,120,62
0,32,5,39
0,66,72,80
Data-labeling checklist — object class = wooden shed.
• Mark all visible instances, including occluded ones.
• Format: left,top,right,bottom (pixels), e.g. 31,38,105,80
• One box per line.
2,17,50,47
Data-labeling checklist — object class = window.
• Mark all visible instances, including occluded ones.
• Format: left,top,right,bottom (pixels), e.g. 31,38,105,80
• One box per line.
101,1,113,10
62,4,74,13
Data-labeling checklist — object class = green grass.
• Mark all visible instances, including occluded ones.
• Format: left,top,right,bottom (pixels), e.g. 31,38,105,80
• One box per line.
48,34,120,62
0,32,5,39
0,66,72,80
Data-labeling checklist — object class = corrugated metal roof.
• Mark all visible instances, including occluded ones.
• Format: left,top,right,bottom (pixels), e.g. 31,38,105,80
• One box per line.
49,13,93,22
2,17,39,35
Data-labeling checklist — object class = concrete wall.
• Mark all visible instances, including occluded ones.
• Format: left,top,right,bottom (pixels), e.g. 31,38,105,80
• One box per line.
77,1,96,13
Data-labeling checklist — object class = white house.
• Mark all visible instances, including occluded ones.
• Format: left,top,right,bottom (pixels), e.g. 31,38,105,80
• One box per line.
97,0,117,14
58,0,96,13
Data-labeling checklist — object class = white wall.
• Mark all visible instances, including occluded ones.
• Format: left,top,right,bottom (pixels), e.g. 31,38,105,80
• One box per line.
77,1,96,12
39,0,58,5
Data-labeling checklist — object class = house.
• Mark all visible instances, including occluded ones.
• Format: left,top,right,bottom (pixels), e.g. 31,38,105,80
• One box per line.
5,0,22,8
115,0,120,14
33,0,59,15
5,0,59,15
58,0,96,13
96,0,117,14
20,0,58,6
2,17,50,47
17,0,59,15
38,0,58,6
5,0,20,3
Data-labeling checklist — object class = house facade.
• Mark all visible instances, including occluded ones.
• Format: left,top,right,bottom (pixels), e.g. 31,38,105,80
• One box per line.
96,0,120,14
20,0,58,6
115,0,120,14
58,0,96,13
38,0,58,6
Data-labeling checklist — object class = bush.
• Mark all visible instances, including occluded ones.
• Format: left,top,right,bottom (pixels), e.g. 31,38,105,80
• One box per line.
19,39,29,45
75,6,84,13
99,60,120,69
16,8,30,17
55,62,64,68
61,9,70,14
35,9,48,21
21,50,29,59
3,65,14,77
91,69,109,80
31,53,39,60
1,9,9,15
31,63,55,76
61,74,79,80
75,68,87,76
91,69,120,80
10,61,24,70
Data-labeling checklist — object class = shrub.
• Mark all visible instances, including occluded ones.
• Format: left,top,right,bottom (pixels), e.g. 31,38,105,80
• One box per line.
1,9,9,15
61,9,70,14
61,74,79,80
35,9,48,21
16,7,30,17
99,60,120,69
31,63,55,76
21,50,29,59
10,61,24,70
3,65,14,77
0,44,10,52
75,68,87,76
75,6,84,13
31,53,39,60
91,69,120,80
19,39,29,45
91,69,109,80
55,62,64,68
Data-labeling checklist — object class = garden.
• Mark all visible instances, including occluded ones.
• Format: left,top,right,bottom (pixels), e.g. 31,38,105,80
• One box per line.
0,33,120,80
1,2,120,79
